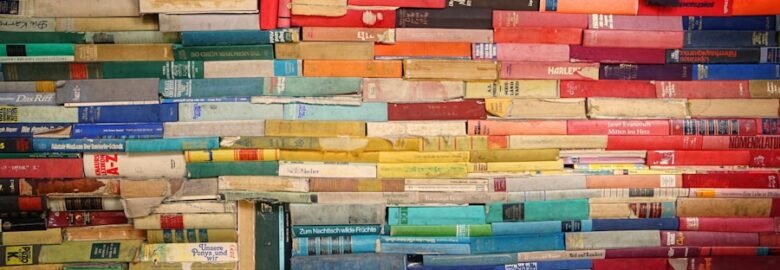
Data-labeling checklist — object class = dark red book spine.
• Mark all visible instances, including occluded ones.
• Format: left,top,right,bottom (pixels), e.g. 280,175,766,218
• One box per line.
0,196,45,212
290,9,396,28
661,231,759,247
605,247,703,258
259,0,279,30
388,100,487,120
0,138,32,153
670,119,758,136
0,158,84,178
647,150,752,166
638,0,732,16
569,46,667,64
46,210,128,228
684,257,780,270
592,258,668,270
683,173,780,189
16,178,119,196
559,80,656,98
607,136,703,150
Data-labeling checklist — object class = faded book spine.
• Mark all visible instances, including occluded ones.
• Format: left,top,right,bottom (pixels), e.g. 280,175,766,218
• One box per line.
141,243,238,262
47,211,129,228
133,214,237,230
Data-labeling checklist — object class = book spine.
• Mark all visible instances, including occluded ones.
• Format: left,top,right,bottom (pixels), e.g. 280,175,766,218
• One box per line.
493,10,588,28
134,214,237,230
260,0,279,30
684,31,777,48
178,102,283,122
448,0,539,10
32,138,126,152
302,27,395,43
0,93,56,106
291,9,396,28
670,119,757,136
600,64,693,80
290,254,407,270
491,220,589,235
173,45,274,61
160,78,264,98
679,217,777,232
1,228,62,246
570,46,666,64
78,104,179,123
638,0,732,16
676,198,773,217
141,243,238,263
292,235,378,256
0,245,41,266
560,80,656,98
289,204,385,225
396,7,492,29
667,49,762,64
683,173,780,188
125,137,219,152
493,27,583,44
0,18,56,32
655,81,751,98
565,230,661,250
591,219,679,231
0,196,45,212
501,62,599,80
83,152,187,179
0,32,85,44
589,14,682,31
46,211,129,228
762,48,780,63
469,234,565,254
661,231,759,246
387,100,486,121
387,206,485,225
85,31,181,44
0,158,84,178
567,120,669,136
683,16,777,30
694,64,780,80
0,217,48,232
186,161,278,178
180,29,298,46
47,197,123,211
264,77,362,97
583,30,683,49
0,138,31,153
524,199,590,221
71,123,163,139
292,225,382,238
390,224,491,237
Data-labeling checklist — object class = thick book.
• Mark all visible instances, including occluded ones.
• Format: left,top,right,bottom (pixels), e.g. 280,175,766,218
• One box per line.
47,211,128,228
493,11,588,28
134,214,237,230
83,152,187,179
291,9,396,28
141,243,238,263
655,81,751,98
388,101,486,121
187,161,278,178
32,138,125,152
570,46,666,64
683,15,777,30
290,254,406,270
583,30,683,49
396,7,492,29
181,29,298,46
560,80,656,98
693,64,780,80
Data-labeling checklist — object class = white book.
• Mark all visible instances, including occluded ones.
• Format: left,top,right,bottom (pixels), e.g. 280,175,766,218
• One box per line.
159,13,259,32
83,152,187,179
34,0,140,17
278,161,377,178
489,175,588,192
251,95,363,106
164,120,266,138
64,100,159,107
0,56,73,63
140,0,257,14
218,176,310,193
367,121,467,137
141,243,239,263
204,60,301,78
565,231,661,250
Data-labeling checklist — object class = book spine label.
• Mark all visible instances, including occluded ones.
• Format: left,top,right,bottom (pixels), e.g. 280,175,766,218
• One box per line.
292,225,382,237
0,245,41,266
0,18,55,32
32,139,125,152
142,243,238,263
71,123,163,139
174,45,274,61
0,93,56,105
762,48,780,63
396,7,492,29
0,138,32,153
668,49,761,63
567,120,670,136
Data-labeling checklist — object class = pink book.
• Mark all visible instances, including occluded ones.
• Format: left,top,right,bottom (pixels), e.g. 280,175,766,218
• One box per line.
661,231,759,247
493,10,588,28
560,80,656,98
569,46,666,64
362,78,463,103
348,0,445,8
277,0,291,28
589,14,682,31
680,217,779,233
653,81,750,99
565,157,646,164
501,62,599,80
496,43,570,62
583,30,684,49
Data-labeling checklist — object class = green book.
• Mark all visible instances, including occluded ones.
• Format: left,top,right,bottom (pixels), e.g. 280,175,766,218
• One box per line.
524,199,590,222
3,63,103,81
486,202,523,223
173,45,274,61
390,224,492,237
39,240,142,263
186,161,279,178
103,61,205,79
0,32,85,44
255,202,287,270
261,77,362,96
0,44,75,56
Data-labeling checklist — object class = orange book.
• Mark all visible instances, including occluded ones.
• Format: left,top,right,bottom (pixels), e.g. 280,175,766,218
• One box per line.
467,120,567,135
374,42,472,59
586,175,683,189
493,27,582,44
556,0,638,15
733,0,780,15
303,60,402,77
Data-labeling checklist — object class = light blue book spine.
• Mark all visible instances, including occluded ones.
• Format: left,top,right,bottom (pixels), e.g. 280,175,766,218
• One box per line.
387,206,486,225
380,236,470,244
161,97,251,103
178,102,283,121
491,220,592,236
292,225,383,237
159,78,264,98
290,254,407,270
693,64,780,80
469,234,565,254
274,60,301,77
262,77,362,96
292,235,378,256
422,253,517,267
32,138,125,152
283,103,388,121
379,243,470,255
524,199,589,222
125,137,219,152
0,93,56,105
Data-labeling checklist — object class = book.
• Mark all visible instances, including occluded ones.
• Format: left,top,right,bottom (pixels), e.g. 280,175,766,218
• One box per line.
403,59,498,80
378,42,471,60
83,152,187,179
587,98,688,119
466,80,558,99
565,231,661,250
388,206,486,225
180,29,299,46
396,7,492,29
684,31,777,48
33,0,140,17
290,254,406,270
141,243,238,262
485,98,586,119
275,42,373,60
302,27,395,43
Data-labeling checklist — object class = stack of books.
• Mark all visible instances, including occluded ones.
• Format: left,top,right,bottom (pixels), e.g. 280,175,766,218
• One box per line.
1,0,780,269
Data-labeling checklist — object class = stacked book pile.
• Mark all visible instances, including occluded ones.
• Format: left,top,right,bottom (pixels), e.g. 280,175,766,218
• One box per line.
2,0,780,270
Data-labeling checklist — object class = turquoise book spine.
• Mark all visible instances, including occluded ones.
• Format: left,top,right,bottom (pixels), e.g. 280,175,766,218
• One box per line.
178,102,283,121
173,45,274,61
524,199,590,222
283,103,388,121
186,161,279,178
262,77,362,96
32,138,125,152
159,78,265,98
469,233,565,254
292,235,379,256
387,206,486,226
486,202,522,223
491,220,593,236
422,253,517,267
292,225,383,237
0,44,75,56
125,137,219,152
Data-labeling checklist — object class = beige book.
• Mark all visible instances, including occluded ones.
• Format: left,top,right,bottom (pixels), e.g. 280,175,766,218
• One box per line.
676,198,772,217
164,120,266,138
377,163,469,178
219,176,310,192
587,98,689,119
238,201,255,270
416,191,507,204
590,200,677,219
1,228,62,245
404,178,489,192
749,80,780,98
290,0,347,16
159,14,259,32
167,178,220,201
0,266,63,270
278,161,377,178
403,59,498,80
204,60,300,78
465,80,559,99
34,0,140,17
276,42,373,60
688,99,779,118
486,98,586,119
140,0,257,13
367,121,466,137
265,119,365,137
362,78,465,103
153,201,237,214
508,135,608,149
134,214,238,230
75,44,173,62
131,263,237,270
315,191,507,205
378,151,470,163
56,17,159,32
123,197,166,218
565,231,661,250
63,224,146,241
120,179,182,198
469,160,564,173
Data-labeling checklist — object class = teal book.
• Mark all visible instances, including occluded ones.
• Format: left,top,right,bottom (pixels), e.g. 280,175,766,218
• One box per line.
292,235,379,256
491,220,592,235
178,102,283,121
292,225,383,237
125,137,219,152
262,77,362,96
159,78,264,98
486,202,522,223
390,224,491,237
283,103,388,121
1,44,75,56
255,201,286,270
469,234,565,254
524,199,589,222
173,45,274,61
387,206,486,226
423,253,517,267
103,61,205,79
186,161,279,178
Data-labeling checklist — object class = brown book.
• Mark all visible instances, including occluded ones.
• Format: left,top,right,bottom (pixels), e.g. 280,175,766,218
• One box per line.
688,99,780,118
75,44,174,62
275,42,374,60
309,178,405,192
120,179,182,198
403,59,498,80
588,98,689,119
677,198,772,217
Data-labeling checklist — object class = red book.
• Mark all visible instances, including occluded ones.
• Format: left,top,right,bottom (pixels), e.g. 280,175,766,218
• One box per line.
493,10,588,28
349,0,445,8
559,80,656,98
387,100,487,121
493,27,583,44
638,0,732,16
684,257,780,270
680,217,779,232
567,120,670,136
702,136,780,150
259,0,279,30
569,46,666,64
0,158,84,178
670,119,758,136
0,196,45,212
46,210,129,228
661,231,759,247
760,233,780,246
592,258,668,270
683,173,780,189
749,150,780,167
654,81,750,99
291,9,396,28
583,30,684,49
646,150,751,166
607,136,703,150
277,0,291,28
501,62,599,80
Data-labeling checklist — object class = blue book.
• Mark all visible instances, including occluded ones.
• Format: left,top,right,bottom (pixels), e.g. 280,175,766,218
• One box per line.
181,29,298,46
274,60,301,77
160,97,251,103
545,0,557,11
469,234,565,254
283,103,388,121
159,78,264,98
683,16,777,30
387,206,486,225
380,237,471,244
591,218,679,231
379,242,471,255
32,138,125,152
292,235,378,256
683,31,777,48
491,221,592,236
0,123,70,138
409,260,593,270
125,137,219,152
693,64,780,80
71,123,163,139
423,253,517,267
762,47,780,63
290,254,406,270
78,104,178,123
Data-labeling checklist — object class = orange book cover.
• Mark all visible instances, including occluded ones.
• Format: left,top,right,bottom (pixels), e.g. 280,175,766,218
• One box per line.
556,0,638,15
494,27,582,44
303,60,402,77
733,0,780,15
467,120,567,135
374,42,471,58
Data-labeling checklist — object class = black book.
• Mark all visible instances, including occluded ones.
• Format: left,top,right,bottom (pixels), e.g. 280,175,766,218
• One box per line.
396,7,493,29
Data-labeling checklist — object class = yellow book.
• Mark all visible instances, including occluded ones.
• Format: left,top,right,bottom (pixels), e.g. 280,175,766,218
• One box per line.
290,0,347,16
185,149,279,162
56,17,158,32
468,160,564,173
403,59,498,80
377,163,469,178
275,42,374,60
465,80,559,99
470,149,559,162
574,164,649,170
264,120,366,137
421,136,508,152
222,136,422,152
377,151,470,163
486,98,587,119
508,135,607,149
279,150,379,162
74,44,173,62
